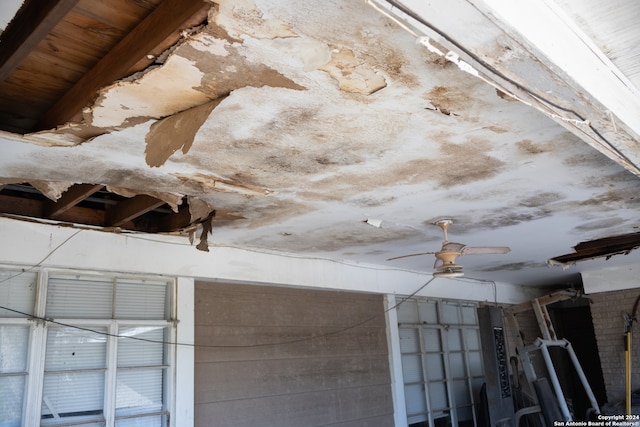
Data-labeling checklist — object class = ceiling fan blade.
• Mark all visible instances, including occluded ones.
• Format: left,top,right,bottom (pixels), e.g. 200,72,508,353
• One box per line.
460,246,511,255
387,251,436,261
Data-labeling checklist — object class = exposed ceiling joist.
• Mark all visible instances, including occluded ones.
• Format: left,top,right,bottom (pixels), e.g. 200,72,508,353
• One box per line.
0,193,104,226
44,183,104,217
0,0,80,82
549,233,640,266
37,0,210,131
0,183,203,232
105,194,166,227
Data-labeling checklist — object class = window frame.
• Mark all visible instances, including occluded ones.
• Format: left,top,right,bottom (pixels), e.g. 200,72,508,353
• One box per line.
0,267,177,427
396,297,485,427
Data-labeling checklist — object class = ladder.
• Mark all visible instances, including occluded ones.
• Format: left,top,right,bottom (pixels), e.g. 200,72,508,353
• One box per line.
504,290,600,423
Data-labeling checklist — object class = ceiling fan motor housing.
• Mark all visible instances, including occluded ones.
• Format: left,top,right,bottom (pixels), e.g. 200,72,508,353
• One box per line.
435,250,461,266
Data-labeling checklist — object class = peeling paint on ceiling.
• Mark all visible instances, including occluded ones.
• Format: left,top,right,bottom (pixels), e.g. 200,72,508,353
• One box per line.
145,99,222,168
1,0,640,287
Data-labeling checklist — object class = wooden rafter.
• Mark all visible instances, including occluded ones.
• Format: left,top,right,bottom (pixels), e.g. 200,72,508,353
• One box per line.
549,233,640,265
44,184,104,217
0,0,80,82
0,193,104,226
156,204,192,231
106,195,166,227
37,0,210,130
0,183,245,232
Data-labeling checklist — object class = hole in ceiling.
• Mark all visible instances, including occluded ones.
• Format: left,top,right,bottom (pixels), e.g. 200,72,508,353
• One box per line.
548,232,640,267
0,182,204,233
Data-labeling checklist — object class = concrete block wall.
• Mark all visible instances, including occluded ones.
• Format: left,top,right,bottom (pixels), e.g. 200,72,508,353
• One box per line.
589,289,640,404
194,281,394,427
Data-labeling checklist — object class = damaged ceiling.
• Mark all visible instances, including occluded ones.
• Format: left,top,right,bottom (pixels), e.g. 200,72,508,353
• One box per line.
1,0,639,288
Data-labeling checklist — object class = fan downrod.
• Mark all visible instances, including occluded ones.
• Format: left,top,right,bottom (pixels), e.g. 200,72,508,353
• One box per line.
434,219,453,242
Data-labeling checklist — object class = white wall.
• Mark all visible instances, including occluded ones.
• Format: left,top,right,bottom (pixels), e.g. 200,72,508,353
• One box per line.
174,277,195,427
0,216,542,427
0,216,535,304
582,264,640,294
0,215,541,426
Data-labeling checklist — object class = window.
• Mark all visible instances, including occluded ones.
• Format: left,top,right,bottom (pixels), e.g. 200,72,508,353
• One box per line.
0,269,175,427
397,298,484,427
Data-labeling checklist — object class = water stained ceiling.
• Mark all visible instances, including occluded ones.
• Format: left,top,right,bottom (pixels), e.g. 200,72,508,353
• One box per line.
0,0,639,288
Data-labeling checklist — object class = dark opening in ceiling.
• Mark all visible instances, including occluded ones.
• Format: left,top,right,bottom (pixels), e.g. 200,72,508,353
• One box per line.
549,232,640,266
0,0,210,133
0,182,196,233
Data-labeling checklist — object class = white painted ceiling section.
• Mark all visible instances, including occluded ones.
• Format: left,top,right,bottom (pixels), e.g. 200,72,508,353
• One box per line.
373,0,640,174
1,0,640,294
0,0,22,32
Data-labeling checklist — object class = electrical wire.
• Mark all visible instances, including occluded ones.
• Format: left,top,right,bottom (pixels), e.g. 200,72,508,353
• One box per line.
369,0,640,175
0,214,440,349
456,276,498,306
0,229,83,284
0,277,436,349
2,213,437,275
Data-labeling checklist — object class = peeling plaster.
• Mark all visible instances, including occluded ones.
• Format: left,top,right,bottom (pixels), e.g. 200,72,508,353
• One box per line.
320,48,387,95
172,172,272,196
145,99,222,167
88,30,305,132
30,180,73,201
2,0,640,287
188,196,215,223
106,186,184,213
427,85,472,117
90,54,210,128
214,0,298,40
189,33,232,56
0,129,85,148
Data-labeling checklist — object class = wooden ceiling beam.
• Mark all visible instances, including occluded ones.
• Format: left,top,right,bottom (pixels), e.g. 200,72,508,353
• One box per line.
0,0,80,82
106,195,166,227
37,0,210,131
0,194,43,217
44,183,104,217
0,193,104,226
156,204,192,232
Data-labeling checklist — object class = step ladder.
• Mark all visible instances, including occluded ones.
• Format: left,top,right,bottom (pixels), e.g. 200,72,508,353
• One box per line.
504,290,601,424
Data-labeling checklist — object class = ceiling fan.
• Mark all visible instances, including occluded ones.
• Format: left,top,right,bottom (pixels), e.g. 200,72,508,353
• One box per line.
388,219,511,277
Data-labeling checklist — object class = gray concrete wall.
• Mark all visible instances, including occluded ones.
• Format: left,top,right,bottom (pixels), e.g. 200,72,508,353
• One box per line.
194,282,394,426
589,289,640,405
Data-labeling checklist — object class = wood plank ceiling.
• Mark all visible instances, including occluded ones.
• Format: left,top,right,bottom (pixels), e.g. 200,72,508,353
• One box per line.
0,0,212,233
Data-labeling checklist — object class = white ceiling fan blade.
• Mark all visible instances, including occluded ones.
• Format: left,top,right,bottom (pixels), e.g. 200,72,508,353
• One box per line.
460,246,511,255
387,251,436,261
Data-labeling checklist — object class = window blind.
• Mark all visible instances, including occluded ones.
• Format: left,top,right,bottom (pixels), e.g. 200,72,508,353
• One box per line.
1,268,174,427
47,275,113,319
42,327,108,425
0,271,37,318
0,322,30,426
